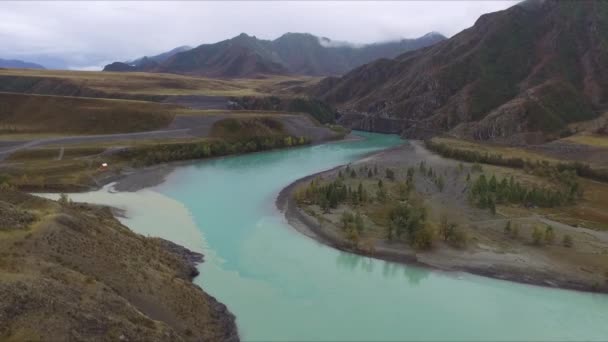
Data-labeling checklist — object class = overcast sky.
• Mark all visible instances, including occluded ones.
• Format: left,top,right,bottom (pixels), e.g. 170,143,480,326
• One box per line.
0,1,517,70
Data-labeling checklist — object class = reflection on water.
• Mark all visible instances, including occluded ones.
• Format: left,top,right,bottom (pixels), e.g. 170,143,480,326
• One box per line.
336,252,429,285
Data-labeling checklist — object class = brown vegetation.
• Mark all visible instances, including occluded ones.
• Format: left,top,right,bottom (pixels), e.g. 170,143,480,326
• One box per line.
0,92,176,134
0,190,238,341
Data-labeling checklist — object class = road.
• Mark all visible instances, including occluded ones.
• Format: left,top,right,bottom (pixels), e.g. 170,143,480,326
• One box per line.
0,128,192,161
0,113,335,161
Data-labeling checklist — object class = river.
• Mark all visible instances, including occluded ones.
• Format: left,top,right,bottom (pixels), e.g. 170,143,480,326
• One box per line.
48,132,608,341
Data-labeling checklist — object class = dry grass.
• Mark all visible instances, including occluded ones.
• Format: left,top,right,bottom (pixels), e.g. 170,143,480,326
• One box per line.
0,68,320,97
563,134,608,148
0,190,236,341
0,92,176,134
432,137,558,162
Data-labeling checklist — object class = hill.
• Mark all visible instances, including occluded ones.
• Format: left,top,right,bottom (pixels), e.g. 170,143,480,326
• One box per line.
104,46,192,72
0,58,45,70
315,0,607,143
103,32,446,77
0,92,176,135
0,190,238,341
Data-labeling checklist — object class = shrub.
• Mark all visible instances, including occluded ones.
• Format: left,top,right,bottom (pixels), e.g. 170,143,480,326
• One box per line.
532,226,544,246
562,234,573,248
544,225,555,244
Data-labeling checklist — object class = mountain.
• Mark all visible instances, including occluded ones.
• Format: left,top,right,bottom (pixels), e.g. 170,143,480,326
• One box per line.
0,58,45,70
156,33,288,77
271,32,446,76
103,32,446,77
104,45,192,72
128,45,192,66
315,0,607,143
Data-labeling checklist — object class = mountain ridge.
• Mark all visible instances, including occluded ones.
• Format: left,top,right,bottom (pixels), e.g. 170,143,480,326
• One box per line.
314,0,607,143
103,32,446,77
0,58,45,70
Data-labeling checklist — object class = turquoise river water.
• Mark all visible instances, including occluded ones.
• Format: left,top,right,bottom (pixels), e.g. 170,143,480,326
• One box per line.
49,132,608,341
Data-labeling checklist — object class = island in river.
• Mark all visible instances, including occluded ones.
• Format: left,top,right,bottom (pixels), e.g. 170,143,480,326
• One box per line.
279,140,608,293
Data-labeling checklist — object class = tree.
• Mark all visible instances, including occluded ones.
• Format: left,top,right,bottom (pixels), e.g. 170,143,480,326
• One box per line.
544,225,555,244
419,161,426,174
439,215,452,242
355,211,364,233
376,186,387,203
367,169,373,178
350,169,357,178
504,221,512,235
388,203,427,243
373,165,379,176
512,223,520,239
58,193,70,206
397,181,409,200
472,162,483,173
562,234,573,247
386,168,395,181
357,182,366,203
488,196,496,215
436,175,445,192
320,196,330,213
340,211,354,230
412,225,434,250
532,226,544,246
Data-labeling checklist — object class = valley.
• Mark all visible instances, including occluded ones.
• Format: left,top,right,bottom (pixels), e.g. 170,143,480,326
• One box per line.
1,0,608,340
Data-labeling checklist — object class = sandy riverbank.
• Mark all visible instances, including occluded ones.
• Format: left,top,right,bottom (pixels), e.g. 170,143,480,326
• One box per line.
277,141,608,293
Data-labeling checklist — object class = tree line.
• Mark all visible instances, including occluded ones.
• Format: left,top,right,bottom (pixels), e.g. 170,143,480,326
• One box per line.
469,173,580,211
119,135,309,166
425,139,608,183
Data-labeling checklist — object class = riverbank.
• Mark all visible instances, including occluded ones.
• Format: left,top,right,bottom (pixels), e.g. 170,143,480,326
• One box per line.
97,132,362,193
277,141,608,293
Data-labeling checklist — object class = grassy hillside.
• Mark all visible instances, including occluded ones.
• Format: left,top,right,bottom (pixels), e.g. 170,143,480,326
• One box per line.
0,92,176,134
0,69,319,97
0,190,237,341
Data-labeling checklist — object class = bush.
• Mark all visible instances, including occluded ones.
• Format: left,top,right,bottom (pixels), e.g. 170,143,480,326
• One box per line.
412,225,434,250
532,226,544,246
544,225,555,244
562,234,574,248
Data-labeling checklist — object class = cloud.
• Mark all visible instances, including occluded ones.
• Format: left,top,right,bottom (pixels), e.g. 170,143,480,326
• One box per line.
0,1,517,70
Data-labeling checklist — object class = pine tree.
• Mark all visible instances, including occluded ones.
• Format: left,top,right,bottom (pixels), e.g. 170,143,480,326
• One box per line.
504,221,512,235
544,225,555,244
355,212,364,232
532,226,544,246
386,168,395,181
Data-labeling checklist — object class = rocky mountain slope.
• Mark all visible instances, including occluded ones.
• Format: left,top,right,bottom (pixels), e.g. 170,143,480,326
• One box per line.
0,190,238,341
0,58,45,70
104,46,193,72
103,32,445,77
315,0,607,143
